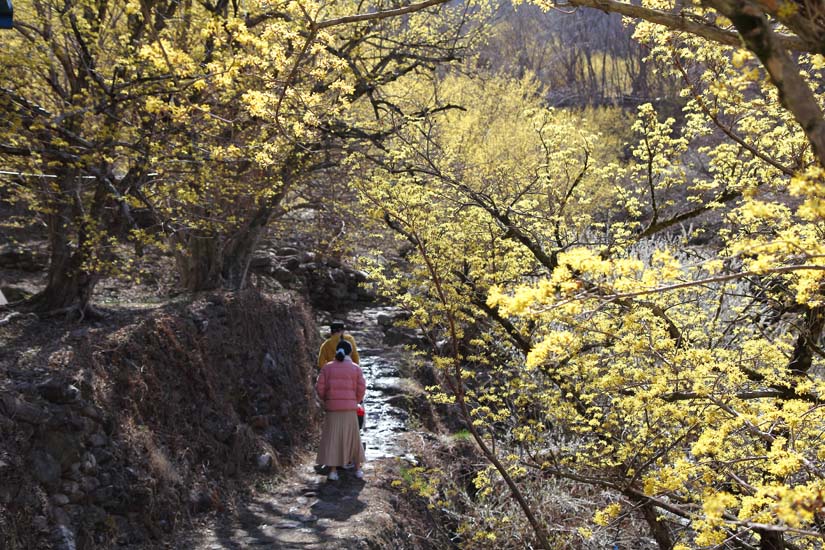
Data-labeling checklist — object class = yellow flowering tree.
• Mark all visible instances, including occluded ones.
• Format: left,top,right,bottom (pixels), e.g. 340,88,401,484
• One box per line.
356,72,623,548
0,0,159,315
133,0,484,290
355,11,825,547
0,0,481,314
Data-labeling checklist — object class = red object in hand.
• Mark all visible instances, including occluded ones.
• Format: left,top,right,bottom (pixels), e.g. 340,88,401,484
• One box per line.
357,404,365,417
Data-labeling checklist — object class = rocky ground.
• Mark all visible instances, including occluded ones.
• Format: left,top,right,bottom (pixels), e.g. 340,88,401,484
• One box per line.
0,277,449,550
0,212,458,550
173,453,415,549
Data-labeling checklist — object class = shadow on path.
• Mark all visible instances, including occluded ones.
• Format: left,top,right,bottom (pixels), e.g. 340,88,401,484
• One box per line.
199,467,371,549
177,306,414,549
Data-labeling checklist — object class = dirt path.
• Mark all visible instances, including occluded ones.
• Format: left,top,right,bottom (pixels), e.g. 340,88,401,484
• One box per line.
175,307,420,549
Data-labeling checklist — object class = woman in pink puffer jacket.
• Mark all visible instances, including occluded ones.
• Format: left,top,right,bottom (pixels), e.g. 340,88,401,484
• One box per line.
315,339,366,481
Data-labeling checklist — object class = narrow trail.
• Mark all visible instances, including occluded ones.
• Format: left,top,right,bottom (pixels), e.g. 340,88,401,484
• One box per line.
178,306,418,549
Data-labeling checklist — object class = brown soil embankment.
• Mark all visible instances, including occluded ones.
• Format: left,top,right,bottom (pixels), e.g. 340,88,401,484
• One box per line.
0,289,320,549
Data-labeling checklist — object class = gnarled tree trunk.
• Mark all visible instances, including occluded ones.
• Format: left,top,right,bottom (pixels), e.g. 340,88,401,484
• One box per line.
174,218,267,292
641,502,674,550
174,232,225,291
175,164,293,292
26,171,102,318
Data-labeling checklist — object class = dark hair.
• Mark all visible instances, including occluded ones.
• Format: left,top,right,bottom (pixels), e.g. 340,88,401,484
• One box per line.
330,321,345,332
335,340,352,361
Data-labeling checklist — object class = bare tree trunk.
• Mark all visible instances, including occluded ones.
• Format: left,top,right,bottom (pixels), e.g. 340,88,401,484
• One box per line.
638,498,674,550
28,234,99,316
175,162,295,292
175,232,224,291
220,203,273,290
174,203,277,292
26,170,102,318
175,227,264,292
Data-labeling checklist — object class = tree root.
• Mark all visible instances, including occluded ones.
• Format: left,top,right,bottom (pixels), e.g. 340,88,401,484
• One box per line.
36,303,107,322
14,296,107,322
0,311,24,326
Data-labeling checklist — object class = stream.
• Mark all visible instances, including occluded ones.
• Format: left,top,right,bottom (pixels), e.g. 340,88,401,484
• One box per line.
343,306,413,463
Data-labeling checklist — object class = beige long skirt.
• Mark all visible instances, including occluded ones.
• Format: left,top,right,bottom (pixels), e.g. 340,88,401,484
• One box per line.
316,410,366,467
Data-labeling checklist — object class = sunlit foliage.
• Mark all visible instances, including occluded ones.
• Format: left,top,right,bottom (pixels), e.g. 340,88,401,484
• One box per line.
356,10,825,546
0,0,484,309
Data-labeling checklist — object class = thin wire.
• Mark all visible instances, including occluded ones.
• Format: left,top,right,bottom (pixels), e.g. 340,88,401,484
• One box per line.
0,170,158,178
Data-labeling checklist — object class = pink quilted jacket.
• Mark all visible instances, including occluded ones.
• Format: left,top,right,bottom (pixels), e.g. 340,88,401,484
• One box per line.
316,359,366,411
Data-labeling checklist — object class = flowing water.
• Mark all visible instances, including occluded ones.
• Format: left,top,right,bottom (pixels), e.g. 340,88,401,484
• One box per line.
332,306,412,462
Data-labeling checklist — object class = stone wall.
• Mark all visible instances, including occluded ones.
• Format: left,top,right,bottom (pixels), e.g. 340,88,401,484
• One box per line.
249,247,375,311
0,290,320,549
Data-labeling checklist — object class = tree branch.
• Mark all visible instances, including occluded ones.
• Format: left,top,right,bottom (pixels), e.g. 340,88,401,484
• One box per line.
315,0,451,29
601,264,825,301
704,0,825,165
558,0,809,51
671,51,796,176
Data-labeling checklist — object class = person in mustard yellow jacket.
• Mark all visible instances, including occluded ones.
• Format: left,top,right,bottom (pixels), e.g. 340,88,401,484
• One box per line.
317,320,359,369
